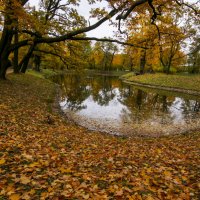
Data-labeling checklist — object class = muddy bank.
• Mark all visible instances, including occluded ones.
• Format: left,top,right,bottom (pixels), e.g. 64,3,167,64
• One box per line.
62,109,200,137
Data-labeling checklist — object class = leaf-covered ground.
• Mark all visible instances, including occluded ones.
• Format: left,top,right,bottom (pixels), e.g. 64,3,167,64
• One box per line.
0,74,200,199
122,73,200,92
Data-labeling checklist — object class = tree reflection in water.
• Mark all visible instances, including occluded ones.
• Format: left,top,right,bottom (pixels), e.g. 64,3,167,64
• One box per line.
52,73,200,127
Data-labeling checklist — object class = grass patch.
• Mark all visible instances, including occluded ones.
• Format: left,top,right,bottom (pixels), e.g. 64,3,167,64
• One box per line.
122,73,200,91
27,68,63,79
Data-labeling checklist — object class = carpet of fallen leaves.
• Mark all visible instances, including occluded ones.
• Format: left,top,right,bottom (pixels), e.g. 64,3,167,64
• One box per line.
0,74,200,200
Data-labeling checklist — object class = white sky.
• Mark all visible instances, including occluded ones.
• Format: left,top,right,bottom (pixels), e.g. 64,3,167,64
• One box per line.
28,0,199,50
29,0,117,38
77,0,116,38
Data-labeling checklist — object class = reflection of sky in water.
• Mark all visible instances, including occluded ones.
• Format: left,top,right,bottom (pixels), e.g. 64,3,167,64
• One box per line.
169,98,200,124
78,90,129,120
61,93,200,125
169,97,184,124
61,89,130,121
59,75,200,126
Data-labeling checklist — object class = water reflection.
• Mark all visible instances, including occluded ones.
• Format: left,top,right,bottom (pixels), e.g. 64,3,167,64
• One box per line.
52,74,200,135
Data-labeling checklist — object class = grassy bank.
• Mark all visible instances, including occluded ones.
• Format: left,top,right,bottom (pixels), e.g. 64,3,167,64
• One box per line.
121,73,200,92
0,74,199,199
85,69,127,77
27,68,64,79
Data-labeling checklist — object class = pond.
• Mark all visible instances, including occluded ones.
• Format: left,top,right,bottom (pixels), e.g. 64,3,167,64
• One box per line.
52,73,200,137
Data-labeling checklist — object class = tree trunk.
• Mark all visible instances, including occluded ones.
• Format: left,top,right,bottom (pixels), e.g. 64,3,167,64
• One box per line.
130,58,133,71
20,44,35,73
0,1,16,79
0,49,13,79
109,51,115,70
0,59,12,80
13,24,19,73
139,49,146,74
34,55,41,72
190,55,197,74
0,0,29,79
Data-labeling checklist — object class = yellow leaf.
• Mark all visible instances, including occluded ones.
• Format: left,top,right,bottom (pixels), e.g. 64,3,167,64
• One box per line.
81,194,90,199
164,170,172,179
9,194,20,200
146,167,152,173
20,175,31,184
181,176,187,181
157,149,162,154
48,187,53,192
59,167,72,173
146,195,155,200
29,162,39,167
29,189,35,195
0,104,8,109
0,158,6,165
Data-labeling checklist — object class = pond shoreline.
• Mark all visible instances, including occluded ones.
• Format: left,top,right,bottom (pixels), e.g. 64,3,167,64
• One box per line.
59,108,200,138
121,78,200,97
54,73,200,138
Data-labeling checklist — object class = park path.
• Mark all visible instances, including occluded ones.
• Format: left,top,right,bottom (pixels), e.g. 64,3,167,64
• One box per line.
6,67,14,74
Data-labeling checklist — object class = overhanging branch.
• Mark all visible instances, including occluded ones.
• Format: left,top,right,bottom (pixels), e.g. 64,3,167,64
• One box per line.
34,49,68,66
116,0,148,20
69,36,149,49
174,0,200,16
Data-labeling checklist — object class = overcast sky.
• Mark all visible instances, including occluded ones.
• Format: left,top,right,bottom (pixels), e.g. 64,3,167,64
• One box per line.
29,0,199,41
29,0,116,38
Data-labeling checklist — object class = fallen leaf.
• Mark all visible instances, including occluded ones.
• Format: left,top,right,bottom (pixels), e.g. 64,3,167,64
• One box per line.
0,158,6,165
20,175,31,184
9,194,21,200
115,189,123,196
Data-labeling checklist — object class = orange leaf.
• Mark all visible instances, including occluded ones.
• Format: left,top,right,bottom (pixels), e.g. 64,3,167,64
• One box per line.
9,194,21,200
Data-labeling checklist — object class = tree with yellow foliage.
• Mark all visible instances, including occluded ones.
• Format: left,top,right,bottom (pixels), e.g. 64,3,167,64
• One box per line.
0,0,199,79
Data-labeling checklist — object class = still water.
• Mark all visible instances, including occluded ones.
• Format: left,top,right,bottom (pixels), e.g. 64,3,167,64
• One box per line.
52,73,200,136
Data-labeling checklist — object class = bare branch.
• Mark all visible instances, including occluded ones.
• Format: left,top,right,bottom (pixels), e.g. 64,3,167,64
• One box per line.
69,36,149,49
116,0,148,20
148,0,160,23
118,9,128,34
174,0,200,16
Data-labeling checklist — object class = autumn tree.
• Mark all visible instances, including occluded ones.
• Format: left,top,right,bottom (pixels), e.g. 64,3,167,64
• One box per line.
155,12,187,73
121,1,199,74
0,0,28,79
91,41,118,71
188,37,200,73
125,14,158,74
0,0,199,79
